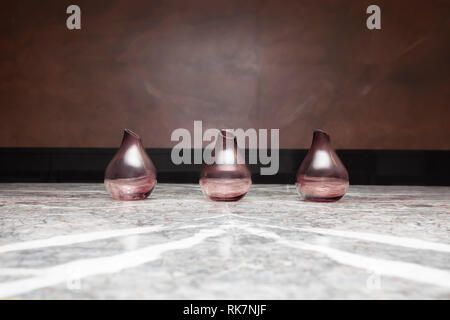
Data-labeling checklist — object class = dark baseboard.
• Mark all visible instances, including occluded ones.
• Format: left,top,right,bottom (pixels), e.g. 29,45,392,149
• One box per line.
0,148,449,185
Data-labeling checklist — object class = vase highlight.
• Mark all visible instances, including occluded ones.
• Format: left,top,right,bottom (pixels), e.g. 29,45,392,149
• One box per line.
296,130,349,202
105,129,157,200
199,130,251,201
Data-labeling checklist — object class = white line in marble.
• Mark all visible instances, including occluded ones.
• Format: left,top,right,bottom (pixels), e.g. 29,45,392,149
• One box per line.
0,225,201,254
228,214,269,221
0,228,225,298
0,268,44,277
193,213,269,221
11,204,154,210
192,214,229,221
263,225,450,253
241,226,450,289
300,227,450,253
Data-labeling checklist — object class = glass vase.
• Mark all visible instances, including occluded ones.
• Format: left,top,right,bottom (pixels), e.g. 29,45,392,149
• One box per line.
105,129,157,200
200,130,251,201
296,130,349,201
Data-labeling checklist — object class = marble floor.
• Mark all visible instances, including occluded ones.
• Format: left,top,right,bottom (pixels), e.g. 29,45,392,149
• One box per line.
0,183,449,299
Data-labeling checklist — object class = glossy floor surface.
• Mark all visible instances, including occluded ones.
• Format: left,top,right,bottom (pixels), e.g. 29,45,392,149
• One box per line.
0,184,449,299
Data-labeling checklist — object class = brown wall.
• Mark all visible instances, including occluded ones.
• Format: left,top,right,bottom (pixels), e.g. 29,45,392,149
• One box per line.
1,0,449,149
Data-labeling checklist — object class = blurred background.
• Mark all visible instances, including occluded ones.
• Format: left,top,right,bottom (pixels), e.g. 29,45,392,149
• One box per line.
0,0,449,184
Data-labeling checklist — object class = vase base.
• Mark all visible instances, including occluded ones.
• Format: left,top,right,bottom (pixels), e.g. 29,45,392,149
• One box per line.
200,177,251,202
302,194,344,202
105,177,156,201
208,193,247,202
110,190,154,201
296,176,348,202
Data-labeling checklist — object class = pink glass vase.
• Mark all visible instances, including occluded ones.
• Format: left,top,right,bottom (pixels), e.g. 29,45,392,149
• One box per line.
296,130,349,202
199,130,251,201
105,129,157,201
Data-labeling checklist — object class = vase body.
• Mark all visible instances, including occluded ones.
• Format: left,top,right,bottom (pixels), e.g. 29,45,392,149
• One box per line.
296,130,349,202
200,130,251,201
105,129,157,200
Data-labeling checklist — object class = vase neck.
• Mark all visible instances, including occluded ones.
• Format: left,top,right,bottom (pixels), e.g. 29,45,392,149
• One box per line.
122,129,141,146
212,130,244,165
311,130,331,149
218,129,237,150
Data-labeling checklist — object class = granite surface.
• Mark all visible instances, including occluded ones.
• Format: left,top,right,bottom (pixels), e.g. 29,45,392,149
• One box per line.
0,183,449,299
